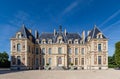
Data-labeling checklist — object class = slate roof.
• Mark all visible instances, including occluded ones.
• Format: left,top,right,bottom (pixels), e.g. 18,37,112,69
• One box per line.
13,25,107,44
13,24,35,43
85,25,107,42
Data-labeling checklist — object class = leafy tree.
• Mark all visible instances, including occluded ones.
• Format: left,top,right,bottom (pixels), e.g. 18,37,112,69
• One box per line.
115,41,120,68
0,51,10,68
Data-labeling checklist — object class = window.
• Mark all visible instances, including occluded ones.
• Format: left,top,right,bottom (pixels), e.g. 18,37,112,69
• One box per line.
68,40,72,44
17,43,21,52
36,48,39,54
59,39,62,43
36,58,39,66
98,56,101,65
68,48,72,54
28,46,30,52
18,34,21,39
81,58,84,65
48,48,52,54
98,35,101,39
75,58,78,65
75,48,78,55
58,47,62,54
74,41,78,44
48,58,52,65
42,58,45,66
42,48,45,55
98,44,102,52
69,58,72,65
12,56,16,65
17,56,21,65
48,40,52,44
81,48,84,55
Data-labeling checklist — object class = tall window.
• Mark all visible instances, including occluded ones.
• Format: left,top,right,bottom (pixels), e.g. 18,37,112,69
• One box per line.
58,47,62,54
69,58,71,65
42,48,45,55
81,48,84,55
17,43,21,52
48,58,52,65
12,56,16,65
98,56,101,65
48,48,52,54
42,58,45,66
75,48,78,55
28,46,30,52
81,58,84,65
18,34,21,39
36,58,39,66
36,48,39,54
17,56,21,65
68,48,71,54
75,58,78,65
98,44,102,52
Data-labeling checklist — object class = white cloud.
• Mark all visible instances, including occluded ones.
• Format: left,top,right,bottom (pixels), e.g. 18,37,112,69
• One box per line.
99,9,120,27
61,0,80,15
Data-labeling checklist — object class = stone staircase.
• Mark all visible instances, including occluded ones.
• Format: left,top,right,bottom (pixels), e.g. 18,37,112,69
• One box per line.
53,66,65,70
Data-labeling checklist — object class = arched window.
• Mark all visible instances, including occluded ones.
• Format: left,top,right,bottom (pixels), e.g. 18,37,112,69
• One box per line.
17,43,21,52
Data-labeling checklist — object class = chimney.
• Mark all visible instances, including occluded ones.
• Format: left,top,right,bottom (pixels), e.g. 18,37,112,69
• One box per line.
87,31,91,36
28,29,32,33
82,31,85,40
35,30,39,39
54,29,56,36
64,29,66,36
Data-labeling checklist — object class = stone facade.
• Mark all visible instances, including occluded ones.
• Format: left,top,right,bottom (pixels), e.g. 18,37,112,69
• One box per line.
10,25,108,70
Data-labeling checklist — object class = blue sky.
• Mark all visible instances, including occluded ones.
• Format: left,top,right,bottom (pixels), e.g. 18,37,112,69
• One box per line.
0,0,120,58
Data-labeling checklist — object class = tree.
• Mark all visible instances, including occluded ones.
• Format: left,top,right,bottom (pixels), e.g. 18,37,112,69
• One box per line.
115,41,120,68
0,51,10,68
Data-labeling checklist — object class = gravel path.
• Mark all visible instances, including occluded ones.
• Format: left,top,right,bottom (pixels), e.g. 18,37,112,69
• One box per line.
0,69,120,79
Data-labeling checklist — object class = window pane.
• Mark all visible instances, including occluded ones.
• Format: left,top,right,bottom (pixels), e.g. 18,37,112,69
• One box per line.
98,56,101,65
49,58,52,65
81,48,84,55
58,47,62,54
68,48,71,54
75,48,78,55
98,44,102,52
17,44,21,52
75,58,78,65
36,48,39,54
42,48,45,55
49,48,52,54
81,58,84,65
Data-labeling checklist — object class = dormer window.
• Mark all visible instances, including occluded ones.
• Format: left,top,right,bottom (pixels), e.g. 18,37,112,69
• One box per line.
48,39,52,44
87,36,91,41
97,33,102,39
57,36,63,43
42,39,46,44
68,39,72,44
74,39,78,44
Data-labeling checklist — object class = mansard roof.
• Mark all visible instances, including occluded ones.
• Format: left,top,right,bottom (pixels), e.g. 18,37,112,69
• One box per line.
89,25,106,38
85,25,107,42
13,24,35,43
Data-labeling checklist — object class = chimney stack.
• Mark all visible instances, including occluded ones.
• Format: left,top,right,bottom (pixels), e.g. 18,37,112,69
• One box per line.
35,30,39,39
65,29,66,36
54,29,56,36
87,31,91,36
82,31,85,40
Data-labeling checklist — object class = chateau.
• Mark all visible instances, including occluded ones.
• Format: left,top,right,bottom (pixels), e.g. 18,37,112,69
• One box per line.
10,25,108,70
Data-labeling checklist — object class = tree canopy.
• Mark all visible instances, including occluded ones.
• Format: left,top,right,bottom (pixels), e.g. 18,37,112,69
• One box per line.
115,41,120,67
